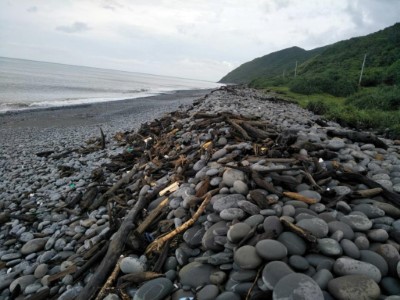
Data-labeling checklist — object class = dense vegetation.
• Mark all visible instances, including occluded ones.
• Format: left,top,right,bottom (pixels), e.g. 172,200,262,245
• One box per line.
220,23,400,137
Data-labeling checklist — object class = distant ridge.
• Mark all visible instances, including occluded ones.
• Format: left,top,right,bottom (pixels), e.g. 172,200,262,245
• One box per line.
220,22,400,91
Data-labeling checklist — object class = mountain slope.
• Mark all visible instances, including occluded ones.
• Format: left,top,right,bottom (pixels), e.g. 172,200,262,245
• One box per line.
220,46,326,84
221,22,400,93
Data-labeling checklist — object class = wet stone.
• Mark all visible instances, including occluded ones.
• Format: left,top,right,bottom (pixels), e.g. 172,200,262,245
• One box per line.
340,239,360,259
263,216,283,237
278,231,307,256
213,194,245,212
255,239,287,261
289,255,310,271
328,221,354,240
234,245,262,270
333,257,382,283
297,218,329,238
179,262,215,288
222,169,246,187
220,208,245,221
237,200,259,215
327,275,380,300
318,238,342,256
273,273,323,300
340,214,372,231
353,204,385,218
227,222,251,244
133,278,173,300
262,261,294,290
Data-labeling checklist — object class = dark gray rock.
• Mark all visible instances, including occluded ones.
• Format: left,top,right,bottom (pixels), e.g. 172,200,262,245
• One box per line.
376,244,400,276
220,208,246,221
183,225,205,248
196,284,219,300
328,221,355,240
202,221,227,251
20,238,48,255
353,204,385,218
263,216,283,237
237,200,260,215
133,278,173,300
318,238,342,256
297,218,329,238
312,269,333,290
227,222,251,243
340,214,372,231
289,255,309,271
333,257,382,283
273,273,323,300
234,245,262,270
340,239,360,259
262,261,294,289
213,194,245,212
255,239,287,261
359,250,388,277
178,262,216,288
327,275,380,300
222,169,246,187
278,231,307,255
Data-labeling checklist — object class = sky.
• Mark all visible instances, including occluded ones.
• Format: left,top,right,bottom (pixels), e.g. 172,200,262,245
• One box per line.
0,0,399,81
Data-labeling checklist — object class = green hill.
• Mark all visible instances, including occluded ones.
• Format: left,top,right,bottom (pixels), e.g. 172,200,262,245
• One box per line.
220,46,326,84
220,23,400,137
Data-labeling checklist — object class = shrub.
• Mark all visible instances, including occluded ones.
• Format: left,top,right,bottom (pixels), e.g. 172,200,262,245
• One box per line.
346,86,400,111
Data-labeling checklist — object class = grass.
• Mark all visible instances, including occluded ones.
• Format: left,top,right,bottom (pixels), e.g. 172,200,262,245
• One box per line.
260,86,400,138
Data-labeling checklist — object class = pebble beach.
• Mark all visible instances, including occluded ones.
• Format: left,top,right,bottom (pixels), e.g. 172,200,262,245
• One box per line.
1,86,400,300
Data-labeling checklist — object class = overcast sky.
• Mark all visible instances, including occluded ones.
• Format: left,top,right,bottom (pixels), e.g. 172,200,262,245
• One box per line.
0,0,399,81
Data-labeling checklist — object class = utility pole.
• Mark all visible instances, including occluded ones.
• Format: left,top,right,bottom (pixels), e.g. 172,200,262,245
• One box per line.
294,61,298,77
359,53,367,86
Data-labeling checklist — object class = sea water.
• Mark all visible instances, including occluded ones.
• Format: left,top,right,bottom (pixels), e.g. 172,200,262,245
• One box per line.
0,57,221,112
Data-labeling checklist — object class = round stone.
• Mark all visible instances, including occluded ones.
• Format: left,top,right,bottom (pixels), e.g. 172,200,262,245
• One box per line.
237,200,260,215
318,238,342,256
278,232,307,255
10,275,36,292
367,229,389,242
20,238,48,255
209,271,227,285
340,214,372,231
213,194,245,212
233,180,249,195
333,257,382,283
297,218,329,238
327,139,346,151
353,204,385,218
289,255,309,271
216,292,241,300
360,250,388,277
244,214,264,227
196,284,219,300
222,169,246,187
273,273,323,300
202,221,227,251
234,245,262,270
255,239,287,261
133,278,173,300
312,269,333,290
34,264,48,279
179,262,215,288
340,239,360,259
262,261,294,289
327,275,380,300
354,236,370,250
328,221,354,240
376,244,400,275
263,216,283,237
227,223,251,244
120,257,145,274
220,208,246,221
380,277,400,296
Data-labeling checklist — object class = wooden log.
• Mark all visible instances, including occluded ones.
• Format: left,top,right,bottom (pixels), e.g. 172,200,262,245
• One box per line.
352,188,383,198
241,122,270,140
280,218,318,244
327,130,388,149
226,118,252,141
135,197,169,235
251,171,281,195
283,192,319,205
95,255,124,300
333,172,400,207
76,186,150,300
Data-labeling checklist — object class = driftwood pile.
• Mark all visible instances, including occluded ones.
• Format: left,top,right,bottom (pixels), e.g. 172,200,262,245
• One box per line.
23,86,400,300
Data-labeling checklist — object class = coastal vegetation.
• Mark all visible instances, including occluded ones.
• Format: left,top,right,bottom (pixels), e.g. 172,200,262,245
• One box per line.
220,23,400,137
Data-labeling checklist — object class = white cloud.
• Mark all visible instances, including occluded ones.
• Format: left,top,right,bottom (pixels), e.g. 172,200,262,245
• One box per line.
0,0,399,81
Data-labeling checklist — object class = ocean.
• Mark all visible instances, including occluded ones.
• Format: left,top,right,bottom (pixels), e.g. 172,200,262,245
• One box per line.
0,57,222,112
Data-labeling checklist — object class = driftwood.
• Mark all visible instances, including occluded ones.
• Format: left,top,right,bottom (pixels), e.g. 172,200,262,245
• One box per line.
226,118,252,140
95,255,124,300
241,122,271,140
146,190,219,255
283,192,319,205
351,188,383,198
89,166,140,210
251,171,281,195
280,218,318,244
76,186,149,300
327,129,388,149
333,172,400,207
